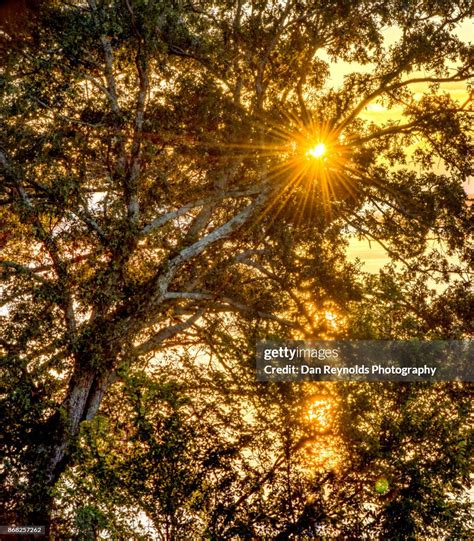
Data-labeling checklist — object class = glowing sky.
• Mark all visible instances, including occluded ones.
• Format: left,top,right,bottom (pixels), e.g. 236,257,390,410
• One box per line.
316,20,473,273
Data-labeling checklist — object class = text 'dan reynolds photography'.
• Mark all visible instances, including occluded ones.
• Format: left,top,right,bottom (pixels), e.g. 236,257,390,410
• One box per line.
256,340,473,382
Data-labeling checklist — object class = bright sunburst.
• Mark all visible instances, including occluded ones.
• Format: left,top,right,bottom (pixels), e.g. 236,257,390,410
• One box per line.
252,113,358,225
306,142,326,159
218,110,361,227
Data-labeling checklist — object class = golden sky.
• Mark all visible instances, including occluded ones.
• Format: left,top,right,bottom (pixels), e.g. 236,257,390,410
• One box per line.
317,20,473,273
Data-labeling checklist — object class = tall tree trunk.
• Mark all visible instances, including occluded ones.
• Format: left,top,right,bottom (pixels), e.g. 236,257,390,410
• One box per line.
20,364,113,536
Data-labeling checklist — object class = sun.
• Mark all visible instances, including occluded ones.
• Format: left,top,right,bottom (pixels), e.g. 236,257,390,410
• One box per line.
220,111,359,225
306,142,326,159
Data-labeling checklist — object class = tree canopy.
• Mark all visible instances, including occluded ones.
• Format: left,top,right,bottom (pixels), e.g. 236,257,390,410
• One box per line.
0,0,472,538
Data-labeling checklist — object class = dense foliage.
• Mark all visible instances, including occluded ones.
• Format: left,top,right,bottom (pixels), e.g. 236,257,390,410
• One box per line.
0,0,472,538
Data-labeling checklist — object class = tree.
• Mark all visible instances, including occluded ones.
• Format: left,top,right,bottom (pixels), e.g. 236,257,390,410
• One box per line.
51,326,473,539
0,0,472,537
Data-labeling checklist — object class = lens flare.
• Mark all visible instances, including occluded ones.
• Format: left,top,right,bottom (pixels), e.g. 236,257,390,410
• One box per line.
214,110,360,227
306,143,326,159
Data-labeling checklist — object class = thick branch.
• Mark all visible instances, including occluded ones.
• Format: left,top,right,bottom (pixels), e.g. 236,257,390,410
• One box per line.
133,309,206,357
124,0,148,227
169,189,269,269
140,187,264,237
164,291,296,328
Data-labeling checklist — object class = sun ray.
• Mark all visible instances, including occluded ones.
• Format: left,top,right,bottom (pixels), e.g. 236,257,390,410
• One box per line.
195,109,363,227
254,113,359,221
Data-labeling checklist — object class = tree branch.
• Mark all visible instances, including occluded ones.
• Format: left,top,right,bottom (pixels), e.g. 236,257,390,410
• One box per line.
140,187,265,237
0,260,50,285
169,189,269,269
348,120,419,145
0,150,77,336
133,309,206,357
338,71,472,133
164,291,296,327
